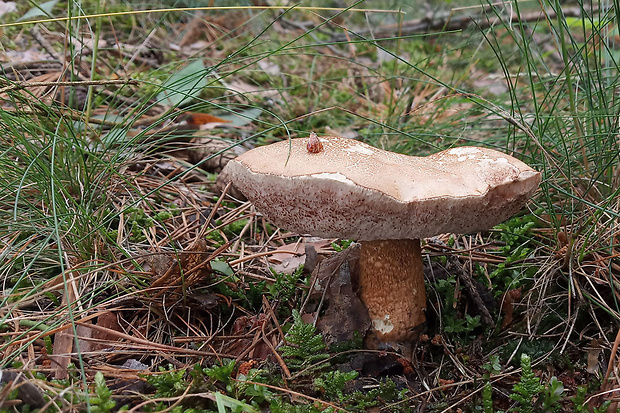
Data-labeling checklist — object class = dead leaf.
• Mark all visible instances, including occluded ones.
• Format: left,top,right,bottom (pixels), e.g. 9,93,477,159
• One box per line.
227,314,271,359
471,71,508,96
98,360,150,394
0,2,16,19
500,287,522,330
185,40,211,50
180,112,230,127
303,244,320,274
51,267,80,380
0,371,45,408
268,242,305,275
314,245,371,345
268,239,333,275
237,360,259,376
2,48,46,63
226,79,281,99
187,135,247,173
0,71,61,103
76,323,94,353
438,378,455,387
75,311,122,353
150,239,213,297
51,328,73,380
176,10,248,48
121,359,149,370
587,338,603,375
258,60,280,75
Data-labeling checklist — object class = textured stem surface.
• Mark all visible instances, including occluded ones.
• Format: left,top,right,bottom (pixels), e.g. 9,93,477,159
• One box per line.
359,239,426,342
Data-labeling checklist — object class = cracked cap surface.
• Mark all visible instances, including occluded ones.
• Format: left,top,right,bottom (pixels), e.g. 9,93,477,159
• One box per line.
223,136,541,240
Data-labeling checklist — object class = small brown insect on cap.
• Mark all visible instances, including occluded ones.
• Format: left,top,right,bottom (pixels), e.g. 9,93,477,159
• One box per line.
307,132,323,153
223,136,541,241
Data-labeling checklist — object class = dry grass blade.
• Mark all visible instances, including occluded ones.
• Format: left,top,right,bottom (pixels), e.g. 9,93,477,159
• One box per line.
0,79,138,94
74,322,236,358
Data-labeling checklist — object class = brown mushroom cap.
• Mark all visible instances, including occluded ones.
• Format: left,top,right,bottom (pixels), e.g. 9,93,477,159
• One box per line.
223,136,541,240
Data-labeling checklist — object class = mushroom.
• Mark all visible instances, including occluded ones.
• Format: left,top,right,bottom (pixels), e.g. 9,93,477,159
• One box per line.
221,135,541,342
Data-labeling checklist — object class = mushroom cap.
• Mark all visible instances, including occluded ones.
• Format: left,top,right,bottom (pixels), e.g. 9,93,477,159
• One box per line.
223,136,541,240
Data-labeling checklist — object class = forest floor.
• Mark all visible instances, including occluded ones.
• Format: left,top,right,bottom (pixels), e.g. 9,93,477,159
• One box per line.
0,1,619,412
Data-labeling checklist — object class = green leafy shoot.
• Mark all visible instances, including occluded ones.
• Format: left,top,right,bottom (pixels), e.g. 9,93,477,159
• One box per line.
145,365,187,398
203,359,236,388
89,372,117,413
279,310,329,374
314,370,358,402
267,266,305,301
509,354,544,413
540,376,564,413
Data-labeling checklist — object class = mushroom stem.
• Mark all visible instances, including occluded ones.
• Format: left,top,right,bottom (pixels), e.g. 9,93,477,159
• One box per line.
359,239,426,342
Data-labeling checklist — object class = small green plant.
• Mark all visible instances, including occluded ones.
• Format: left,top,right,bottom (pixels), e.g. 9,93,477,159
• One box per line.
509,354,545,413
207,219,249,245
479,354,567,413
488,215,539,297
125,207,154,243
314,370,358,402
237,376,274,407
241,280,269,311
444,314,481,334
202,359,237,387
145,361,270,411
331,239,355,252
432,275,481,339
145,365,187,398
328,331,364,357
481,381,494,413
0,386,19,410
571,386,610,413
213,265,307,313
194,360,275,410
346,378,410,412
154,205,179,222
499,341,557,368
279,310,329,374
485,355,502,376
479,355,501,413
267,266,305,302
540,376,564,413
571,386,588,412
89,372,117,413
